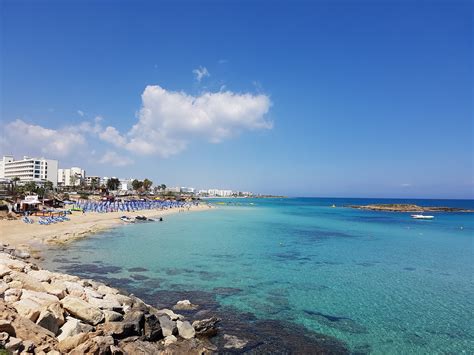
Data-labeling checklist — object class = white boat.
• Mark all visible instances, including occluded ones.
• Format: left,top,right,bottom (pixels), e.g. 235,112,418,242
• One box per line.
411,214,434,220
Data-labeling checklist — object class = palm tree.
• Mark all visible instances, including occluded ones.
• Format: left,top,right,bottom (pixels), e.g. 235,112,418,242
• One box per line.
143,178,153,192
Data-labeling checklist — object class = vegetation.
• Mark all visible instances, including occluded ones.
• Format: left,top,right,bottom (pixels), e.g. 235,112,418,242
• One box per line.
106,178,120,191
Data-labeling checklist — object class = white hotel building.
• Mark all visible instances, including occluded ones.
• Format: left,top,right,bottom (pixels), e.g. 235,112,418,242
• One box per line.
57,167,86,187
0,155,59,187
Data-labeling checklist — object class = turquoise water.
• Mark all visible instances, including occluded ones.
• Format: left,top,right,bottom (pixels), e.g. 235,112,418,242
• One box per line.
43,198,474,353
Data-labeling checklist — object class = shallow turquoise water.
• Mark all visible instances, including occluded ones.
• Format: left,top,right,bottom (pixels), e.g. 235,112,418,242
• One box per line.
43,198,474,353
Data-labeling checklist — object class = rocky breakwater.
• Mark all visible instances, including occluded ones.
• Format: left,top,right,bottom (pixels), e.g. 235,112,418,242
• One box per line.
0,246,219,354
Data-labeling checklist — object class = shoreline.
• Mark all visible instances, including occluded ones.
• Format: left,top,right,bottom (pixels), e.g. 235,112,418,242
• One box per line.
0,204,212,254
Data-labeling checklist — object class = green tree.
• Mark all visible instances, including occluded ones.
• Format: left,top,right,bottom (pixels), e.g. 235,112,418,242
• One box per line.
90,177,100,191
107,178,120,191
132,179,143,192
160,184,166,191
23,181,37,194
143,178,153,192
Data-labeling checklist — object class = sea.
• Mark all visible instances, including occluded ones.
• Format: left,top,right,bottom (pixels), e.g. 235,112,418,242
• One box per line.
41,198,474,354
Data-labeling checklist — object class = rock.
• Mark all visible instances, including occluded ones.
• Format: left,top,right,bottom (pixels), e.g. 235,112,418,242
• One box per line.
103,310,123,322
0,255,27,271
0,280,8,295
85,287,103,299
105,293,133,308
27,269,52,283
0,264,11,277
164,334,177,346
0,320,15,336
158,316,177,337
9,271,46,292
223,334,248,349
57,332,88,353
87,294,122,310
101,321,139,338
64,281,85,296
13,250,30,259
46,302,66,327
36,310,60,335
155,308,183,321
129,295,149,312
42,282,67,299
4,288,22,302
21,289,60,306
120,339,161,354
8,280,23,289
2,275,12,283
13,298,42,322
123,310,145,335
192,317,220,337
143,314,162,341
22,339,35,352
173,299,198,311
0,331,9,343
61,295,104,325
110,344,123,354
97,285,119,295
176,320,195,339
5,336,23,351
57,317,82,341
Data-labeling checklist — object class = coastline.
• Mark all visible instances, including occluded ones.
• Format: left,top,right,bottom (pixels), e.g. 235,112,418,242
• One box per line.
0,204,212,254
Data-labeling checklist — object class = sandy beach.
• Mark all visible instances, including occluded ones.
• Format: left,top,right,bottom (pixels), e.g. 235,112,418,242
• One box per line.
0,204,211,252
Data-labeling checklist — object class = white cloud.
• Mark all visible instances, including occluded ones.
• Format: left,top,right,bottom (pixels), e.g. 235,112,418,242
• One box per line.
77,110,85,117
192,66,210,82
115,85,272,157
98,151,133,167
1,119,86,157
99,126,127,147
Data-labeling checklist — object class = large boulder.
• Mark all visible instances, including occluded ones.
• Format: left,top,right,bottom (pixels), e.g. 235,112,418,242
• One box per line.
0,254,27,271
87,295,122,311
63,281,85,297
101,321,140,339
192,317,220,337
123,310,145,335
4,288,22,302
42,282,67,299
0,264,11,277
97,285,119,295
155,308,183,321
105,293,133,308
61,295,104,325
103,310,123,322
85,287,103,299
143,314,162,341
57,332,88,353
57,317,82,341
173,299,198,311
177,320,195,339
13,298,42,322
36,310,61,335
0,280,9,295
21,289,59,306
27,269,52,283
9,271,46,292
158,316,177,337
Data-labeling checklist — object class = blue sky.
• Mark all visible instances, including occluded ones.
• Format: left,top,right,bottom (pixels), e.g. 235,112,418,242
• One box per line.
1,0,472,198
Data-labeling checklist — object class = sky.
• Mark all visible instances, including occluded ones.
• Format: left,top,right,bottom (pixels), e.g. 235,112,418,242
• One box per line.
0,0,472,198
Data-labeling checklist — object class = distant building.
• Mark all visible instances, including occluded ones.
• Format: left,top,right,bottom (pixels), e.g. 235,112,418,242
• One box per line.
165,186,181,193
119,178,135,191
57,167,85,187
207,189,233,197
180,187,195,193
84,176,101,186
0,155,58,187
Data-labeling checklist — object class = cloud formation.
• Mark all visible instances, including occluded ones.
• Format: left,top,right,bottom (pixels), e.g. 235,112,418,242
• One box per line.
192,66,210,82
111,85,272,157
1,119,86,157
2,83,272,162
99,151,133,167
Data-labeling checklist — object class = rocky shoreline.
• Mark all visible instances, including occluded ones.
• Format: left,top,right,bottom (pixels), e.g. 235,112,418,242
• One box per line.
0,245,221,354
348,204,473,213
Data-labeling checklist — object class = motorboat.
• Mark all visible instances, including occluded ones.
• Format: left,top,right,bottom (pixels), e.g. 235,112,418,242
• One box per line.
411,214,434,220
120,216,135,223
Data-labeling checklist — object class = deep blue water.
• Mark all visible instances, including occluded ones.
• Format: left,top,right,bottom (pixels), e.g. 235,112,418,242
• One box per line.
42,198,474,353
